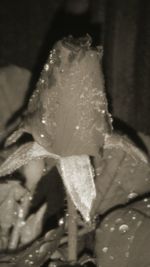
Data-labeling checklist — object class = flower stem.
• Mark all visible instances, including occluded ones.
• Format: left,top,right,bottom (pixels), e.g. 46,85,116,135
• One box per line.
67,194,77,263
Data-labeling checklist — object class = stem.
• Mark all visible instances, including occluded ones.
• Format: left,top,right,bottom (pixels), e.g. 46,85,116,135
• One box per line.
67,194,77,263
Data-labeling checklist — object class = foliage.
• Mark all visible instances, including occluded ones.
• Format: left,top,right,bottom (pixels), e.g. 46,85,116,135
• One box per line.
0,37,150,267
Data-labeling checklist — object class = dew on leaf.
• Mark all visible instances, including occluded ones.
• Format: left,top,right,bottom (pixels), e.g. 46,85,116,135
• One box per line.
75,125,80,130
110,255,114,260
115,218,123,224
110,226,115,232
102,247,108,253
119,224,129,234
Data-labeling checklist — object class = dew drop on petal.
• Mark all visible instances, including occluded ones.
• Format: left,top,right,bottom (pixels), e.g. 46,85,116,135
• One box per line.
119,224,129,234
128,192,138,199
44,64,49,71
59,218,64,225
102,247,108,253
75,125,80,130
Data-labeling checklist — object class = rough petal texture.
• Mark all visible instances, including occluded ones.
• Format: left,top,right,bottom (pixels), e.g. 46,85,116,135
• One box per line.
58,154,96,222
25,35,112,156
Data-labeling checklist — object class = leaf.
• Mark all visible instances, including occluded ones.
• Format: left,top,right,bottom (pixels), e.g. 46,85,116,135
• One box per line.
20,203,47,245
0,180,27,249
21,36,112,157
0,65,30,131
58,155,96,222
92,133,150,215
0,227,64,267
0,141,60,177
95,198,150,267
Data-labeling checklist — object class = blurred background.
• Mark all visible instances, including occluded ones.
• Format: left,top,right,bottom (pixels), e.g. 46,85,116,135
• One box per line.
0,0,150,136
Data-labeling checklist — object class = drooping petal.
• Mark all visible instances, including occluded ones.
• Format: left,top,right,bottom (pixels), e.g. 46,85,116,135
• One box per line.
57,154,96,222
0,142,60,177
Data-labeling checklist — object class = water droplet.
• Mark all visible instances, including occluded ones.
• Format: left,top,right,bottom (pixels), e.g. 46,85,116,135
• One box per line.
18,208,24,219
75,125,80,130
144,198,148,202
147,204,150,208
29,261,34,265
29,254,33,258
128,192,138,199
115,218,123,224
59,218,64,225
42,119,46,124
110,226,115,232
102,247,108,253
44,64,49,71
125,251,129,258
40,134,45,138
29,196,33,201
132,216,136,220
119,224,129,234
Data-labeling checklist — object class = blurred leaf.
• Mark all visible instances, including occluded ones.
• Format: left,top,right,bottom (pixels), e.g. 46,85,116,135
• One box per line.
95,199,150,267
20,203,47,246
0,180,27,249
0,65,30,131
92,133,150,215
0,226,64,267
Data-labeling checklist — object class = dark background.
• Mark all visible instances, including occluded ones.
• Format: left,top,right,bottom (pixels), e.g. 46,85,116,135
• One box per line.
0,0,150,134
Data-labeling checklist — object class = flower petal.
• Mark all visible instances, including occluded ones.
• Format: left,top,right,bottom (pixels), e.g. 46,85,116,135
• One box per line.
57,154,96,222
25,36,112,156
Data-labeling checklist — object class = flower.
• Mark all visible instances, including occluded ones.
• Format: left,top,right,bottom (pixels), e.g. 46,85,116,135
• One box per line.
0,35,112,221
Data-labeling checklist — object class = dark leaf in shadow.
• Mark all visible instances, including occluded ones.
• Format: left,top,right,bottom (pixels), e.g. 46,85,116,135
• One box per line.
92,133,150,215
0,226,64,267
95,198,150,267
